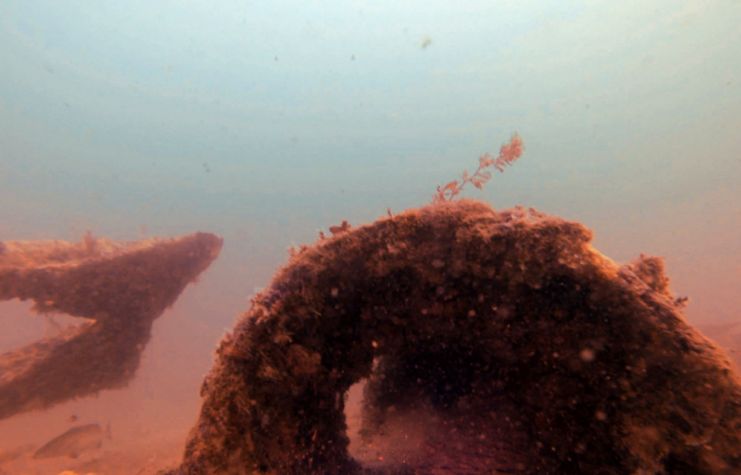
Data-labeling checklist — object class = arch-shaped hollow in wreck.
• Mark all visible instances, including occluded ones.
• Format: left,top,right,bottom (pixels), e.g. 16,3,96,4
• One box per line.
169,200,741,475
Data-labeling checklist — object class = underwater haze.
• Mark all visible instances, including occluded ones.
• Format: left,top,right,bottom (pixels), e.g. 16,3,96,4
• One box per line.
0,0,740,473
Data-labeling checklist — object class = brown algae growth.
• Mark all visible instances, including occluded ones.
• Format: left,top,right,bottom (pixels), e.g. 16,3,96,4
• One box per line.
166,200,741,475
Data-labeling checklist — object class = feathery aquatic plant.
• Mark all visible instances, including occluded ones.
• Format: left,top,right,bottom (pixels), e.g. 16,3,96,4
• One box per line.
433,133,524,203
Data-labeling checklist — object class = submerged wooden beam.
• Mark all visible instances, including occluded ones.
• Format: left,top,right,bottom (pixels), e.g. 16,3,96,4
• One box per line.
0,231,223,421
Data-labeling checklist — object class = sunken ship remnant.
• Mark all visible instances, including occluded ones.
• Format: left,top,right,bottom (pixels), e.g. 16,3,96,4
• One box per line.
0,231,223,421
168,200,741,475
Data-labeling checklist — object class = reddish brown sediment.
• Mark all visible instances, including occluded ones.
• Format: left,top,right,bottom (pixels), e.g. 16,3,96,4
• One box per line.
168,200,741,474
0,231,223,421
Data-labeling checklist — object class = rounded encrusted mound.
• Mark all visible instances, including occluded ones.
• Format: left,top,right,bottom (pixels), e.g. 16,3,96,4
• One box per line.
169,200,741,475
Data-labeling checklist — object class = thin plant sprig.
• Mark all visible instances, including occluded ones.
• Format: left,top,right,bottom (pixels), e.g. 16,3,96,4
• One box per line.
433,133,524,203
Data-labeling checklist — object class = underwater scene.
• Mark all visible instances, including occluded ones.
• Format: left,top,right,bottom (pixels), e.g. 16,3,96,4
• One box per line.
1,1,740,474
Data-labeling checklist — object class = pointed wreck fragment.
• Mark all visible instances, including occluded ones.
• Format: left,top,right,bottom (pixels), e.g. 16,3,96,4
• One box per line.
0,231,223,421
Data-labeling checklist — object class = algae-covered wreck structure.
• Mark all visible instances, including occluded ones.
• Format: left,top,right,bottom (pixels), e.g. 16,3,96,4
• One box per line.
164,196,741,475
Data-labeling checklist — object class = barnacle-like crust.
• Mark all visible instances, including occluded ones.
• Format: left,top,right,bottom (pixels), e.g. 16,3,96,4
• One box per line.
171,200,741,475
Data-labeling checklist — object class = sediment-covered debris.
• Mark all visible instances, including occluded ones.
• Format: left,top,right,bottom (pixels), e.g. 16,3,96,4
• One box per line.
0,444,35,464
168,200,741,474
0,231,223,421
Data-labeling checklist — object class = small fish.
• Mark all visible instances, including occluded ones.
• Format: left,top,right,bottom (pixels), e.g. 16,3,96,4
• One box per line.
33,423,111,460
